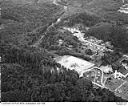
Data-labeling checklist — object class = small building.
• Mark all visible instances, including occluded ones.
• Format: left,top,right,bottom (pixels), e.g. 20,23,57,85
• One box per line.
121,59,128,70
58,39,63,46
100,65,113,74
114,70,125,79
118,56,128,77
117,66,128,78
113,55,128,78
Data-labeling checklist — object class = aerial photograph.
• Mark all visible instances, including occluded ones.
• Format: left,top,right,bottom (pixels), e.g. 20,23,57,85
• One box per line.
0,0,128,102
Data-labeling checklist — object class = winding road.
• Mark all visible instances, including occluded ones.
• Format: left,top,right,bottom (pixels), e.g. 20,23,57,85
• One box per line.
32,0,67,47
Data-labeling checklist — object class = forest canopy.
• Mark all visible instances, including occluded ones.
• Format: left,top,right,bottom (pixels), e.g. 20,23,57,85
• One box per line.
1,0,128,102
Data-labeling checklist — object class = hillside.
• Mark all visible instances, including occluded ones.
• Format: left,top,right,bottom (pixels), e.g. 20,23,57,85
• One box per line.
0,0,128,102
0,0,63,47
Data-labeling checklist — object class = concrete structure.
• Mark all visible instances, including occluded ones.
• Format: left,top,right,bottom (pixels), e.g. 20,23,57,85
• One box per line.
115,55,128,78
100,65,113,74
55,55,111,88
55,55,95,77
63,26,113,58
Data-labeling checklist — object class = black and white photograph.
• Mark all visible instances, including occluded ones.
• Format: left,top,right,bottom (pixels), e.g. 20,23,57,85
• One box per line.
0,0,128,103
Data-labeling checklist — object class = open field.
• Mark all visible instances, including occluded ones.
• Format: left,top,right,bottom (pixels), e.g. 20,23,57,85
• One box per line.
105,76,125,91
115,82,128,100
83,70,95,82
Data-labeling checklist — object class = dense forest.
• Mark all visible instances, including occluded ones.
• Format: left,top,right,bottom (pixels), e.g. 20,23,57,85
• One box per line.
1,44,126,102
0,0,128,102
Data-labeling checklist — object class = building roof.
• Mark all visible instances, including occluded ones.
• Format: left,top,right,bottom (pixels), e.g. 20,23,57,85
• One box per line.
118,55,128,63
55,55,95,76
115,55,128,76
118,66,128,76
100,65,113,74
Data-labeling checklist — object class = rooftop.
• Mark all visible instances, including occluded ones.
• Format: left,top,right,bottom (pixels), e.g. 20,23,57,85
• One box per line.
116,56,128,76
118,67,128,76
55,55,95,76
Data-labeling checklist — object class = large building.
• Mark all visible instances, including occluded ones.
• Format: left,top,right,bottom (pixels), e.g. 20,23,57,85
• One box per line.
55,55,95,77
